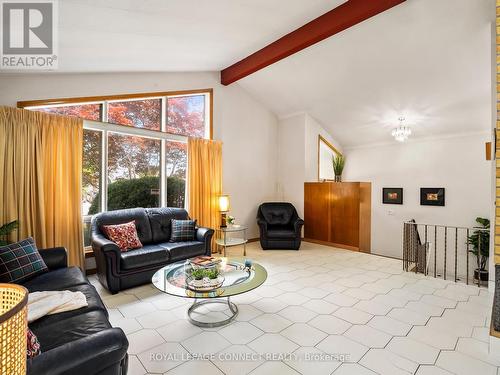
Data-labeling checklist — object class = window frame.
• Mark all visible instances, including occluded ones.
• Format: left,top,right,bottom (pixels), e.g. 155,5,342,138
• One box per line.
19,89,212,249
17,88,213,139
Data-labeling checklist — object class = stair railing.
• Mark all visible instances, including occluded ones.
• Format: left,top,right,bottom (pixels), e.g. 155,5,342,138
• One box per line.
403,221,489,287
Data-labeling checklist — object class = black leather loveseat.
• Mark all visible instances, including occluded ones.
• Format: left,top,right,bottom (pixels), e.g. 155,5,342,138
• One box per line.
23,247,128,375
257,202,304,250
92,207,214,294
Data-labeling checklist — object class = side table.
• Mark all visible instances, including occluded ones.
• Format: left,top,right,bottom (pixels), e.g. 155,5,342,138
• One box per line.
215,225,248,257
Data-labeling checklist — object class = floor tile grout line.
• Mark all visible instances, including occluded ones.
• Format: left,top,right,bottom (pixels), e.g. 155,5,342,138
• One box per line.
97,244,495,375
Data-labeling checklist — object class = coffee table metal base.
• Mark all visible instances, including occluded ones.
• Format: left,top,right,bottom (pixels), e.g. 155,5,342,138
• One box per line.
187,297,238,328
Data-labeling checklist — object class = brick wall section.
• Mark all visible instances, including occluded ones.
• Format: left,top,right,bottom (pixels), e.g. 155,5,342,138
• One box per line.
496,1,500,264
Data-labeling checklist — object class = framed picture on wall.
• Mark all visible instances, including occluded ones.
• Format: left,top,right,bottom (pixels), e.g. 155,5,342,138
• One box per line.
382,188,403,204
420,188,445,206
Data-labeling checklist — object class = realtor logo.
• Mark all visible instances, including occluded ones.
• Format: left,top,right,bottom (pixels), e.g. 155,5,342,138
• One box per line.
1,0,58,69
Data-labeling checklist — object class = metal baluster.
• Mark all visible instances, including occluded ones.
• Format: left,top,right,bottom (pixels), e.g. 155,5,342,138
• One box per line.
454,228,458,282
466,228,469,285
477,233,481,287
434,226,437,278
402,223,405,271
403,223,407,271
424,225,428,275
444,227,447,280
414,224,418,274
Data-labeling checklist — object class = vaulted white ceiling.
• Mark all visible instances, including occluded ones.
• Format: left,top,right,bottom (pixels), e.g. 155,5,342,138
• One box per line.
56,0,346,72
238,0,495,147
7,0,495,147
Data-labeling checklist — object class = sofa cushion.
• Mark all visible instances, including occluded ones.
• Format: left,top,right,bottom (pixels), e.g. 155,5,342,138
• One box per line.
161,241,205,261
146,207,190,243
0,237,48,283
22,266,88,292
92,208,153,245
266,225,295,239
28,283,107,330
120,245,169,270
170,219,196,242
27,328,41,358
30,310,111,352
103,221,143,251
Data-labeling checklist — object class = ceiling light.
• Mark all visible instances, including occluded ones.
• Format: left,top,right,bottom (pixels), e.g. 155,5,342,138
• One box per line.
391,117,411,142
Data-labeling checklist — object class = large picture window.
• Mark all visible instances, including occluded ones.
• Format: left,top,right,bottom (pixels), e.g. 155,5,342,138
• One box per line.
166,140,187,208
106,133,161,212
21,89,212,248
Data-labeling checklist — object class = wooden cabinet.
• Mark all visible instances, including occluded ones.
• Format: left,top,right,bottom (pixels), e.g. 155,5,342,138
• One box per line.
304,182,371,253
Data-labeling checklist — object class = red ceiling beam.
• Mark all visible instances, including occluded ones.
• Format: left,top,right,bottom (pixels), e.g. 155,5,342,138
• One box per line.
220,0,406,85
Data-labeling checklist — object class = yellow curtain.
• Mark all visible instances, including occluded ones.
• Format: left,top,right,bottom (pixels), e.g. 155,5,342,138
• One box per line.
0,106,84,269
187,137,223,234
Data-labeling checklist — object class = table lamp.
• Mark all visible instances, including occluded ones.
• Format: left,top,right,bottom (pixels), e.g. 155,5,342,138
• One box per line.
219,194,230,228
0,283,28,375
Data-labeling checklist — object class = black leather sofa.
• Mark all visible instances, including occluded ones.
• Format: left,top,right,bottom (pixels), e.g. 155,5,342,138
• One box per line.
91,207,214,294
23,247,128,375
257,202,304,250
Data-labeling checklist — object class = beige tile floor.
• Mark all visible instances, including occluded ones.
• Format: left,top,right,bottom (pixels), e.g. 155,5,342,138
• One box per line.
89,241,499,375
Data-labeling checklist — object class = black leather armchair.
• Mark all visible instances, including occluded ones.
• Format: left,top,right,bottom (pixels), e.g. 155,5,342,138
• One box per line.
22,247,129,375
92,207,214,294
257,202,304,250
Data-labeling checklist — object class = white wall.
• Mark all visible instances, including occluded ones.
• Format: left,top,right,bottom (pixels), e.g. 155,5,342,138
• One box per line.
343,133,492,259
0,71,279,238
305,114,343,182
277,113,343,219
277,113,306,217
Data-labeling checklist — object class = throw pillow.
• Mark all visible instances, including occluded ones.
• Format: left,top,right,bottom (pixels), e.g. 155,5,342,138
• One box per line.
102,221,142,251
0,237,48,283
27,328,41,358
170,219,196,242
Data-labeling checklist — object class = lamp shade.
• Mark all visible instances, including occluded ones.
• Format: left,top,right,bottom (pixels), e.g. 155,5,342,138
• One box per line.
219,195,230,212
0,283,28,375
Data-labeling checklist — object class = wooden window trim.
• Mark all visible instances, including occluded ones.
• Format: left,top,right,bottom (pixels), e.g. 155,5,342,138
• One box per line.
317,134,341,181
17,88,214,140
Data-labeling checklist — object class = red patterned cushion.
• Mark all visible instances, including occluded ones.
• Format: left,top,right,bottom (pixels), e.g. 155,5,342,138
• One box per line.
27,328,41,358
102,221,143,252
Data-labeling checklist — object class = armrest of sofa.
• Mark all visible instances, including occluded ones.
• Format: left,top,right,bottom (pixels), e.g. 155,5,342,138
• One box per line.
196,226,215,255
257,218,268,234
92,233,121,257
39,247,68,270
293,218,304,234
28,328,128,375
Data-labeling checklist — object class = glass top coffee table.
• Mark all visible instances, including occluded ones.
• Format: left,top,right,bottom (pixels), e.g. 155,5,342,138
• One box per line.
152,257,267,327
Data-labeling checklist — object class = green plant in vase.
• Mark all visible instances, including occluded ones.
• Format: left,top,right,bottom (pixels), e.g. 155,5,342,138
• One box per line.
206,267,222,287
466,217,490,283
332,154,345,182
191,268,206,280
206,268,220,279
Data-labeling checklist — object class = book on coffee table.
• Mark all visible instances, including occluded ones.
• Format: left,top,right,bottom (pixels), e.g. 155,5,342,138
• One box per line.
189,256,222,267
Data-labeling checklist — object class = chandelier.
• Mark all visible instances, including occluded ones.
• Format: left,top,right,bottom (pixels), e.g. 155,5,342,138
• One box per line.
391,117,411,142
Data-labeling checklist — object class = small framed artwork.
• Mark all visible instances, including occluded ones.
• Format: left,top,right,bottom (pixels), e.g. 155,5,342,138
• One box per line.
382,188,403,204
420,188,445,206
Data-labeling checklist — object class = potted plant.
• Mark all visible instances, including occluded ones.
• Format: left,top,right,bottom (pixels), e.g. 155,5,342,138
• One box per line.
0,220,18,246
466,217,490,283
206,268,221,286
332,154,345,182
191,268,206,287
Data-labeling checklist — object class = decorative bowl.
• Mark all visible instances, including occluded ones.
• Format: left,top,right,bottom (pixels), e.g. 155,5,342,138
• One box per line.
186,275,225,292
